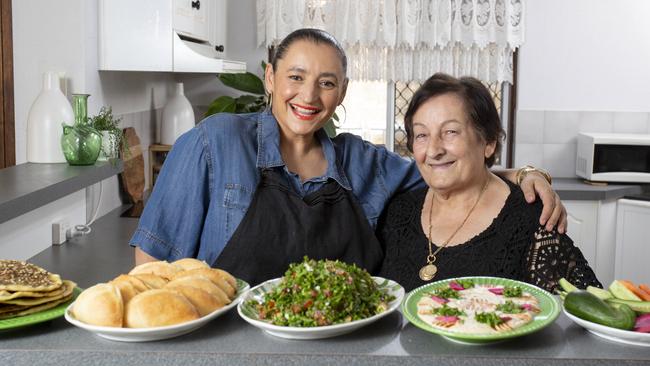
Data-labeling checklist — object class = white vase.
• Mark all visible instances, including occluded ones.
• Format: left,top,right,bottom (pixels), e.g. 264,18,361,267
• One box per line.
26,72,74,163
160,82,195,145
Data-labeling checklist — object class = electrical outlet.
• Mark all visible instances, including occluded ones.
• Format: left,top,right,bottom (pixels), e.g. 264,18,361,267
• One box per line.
52,220,71,245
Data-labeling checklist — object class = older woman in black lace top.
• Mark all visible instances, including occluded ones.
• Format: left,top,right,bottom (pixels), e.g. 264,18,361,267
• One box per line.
378,73,601,292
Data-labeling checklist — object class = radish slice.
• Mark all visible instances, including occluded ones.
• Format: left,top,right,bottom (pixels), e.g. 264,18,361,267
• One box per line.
635,314,650,329
435,315,459,323
488,288,504,295
449,282,464,291
430,295,449,304
634,326,650,333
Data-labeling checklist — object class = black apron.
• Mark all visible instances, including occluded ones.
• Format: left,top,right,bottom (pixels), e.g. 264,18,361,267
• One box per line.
214,168,383,285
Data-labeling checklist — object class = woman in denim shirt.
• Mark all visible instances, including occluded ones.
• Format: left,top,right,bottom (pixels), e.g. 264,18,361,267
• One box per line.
131,29,566,285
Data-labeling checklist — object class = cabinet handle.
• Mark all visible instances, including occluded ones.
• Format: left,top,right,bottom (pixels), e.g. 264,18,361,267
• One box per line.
191,0,200,9
214,45,224,52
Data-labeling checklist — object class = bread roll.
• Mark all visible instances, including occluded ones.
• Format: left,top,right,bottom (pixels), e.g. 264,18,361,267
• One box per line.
112,274,149,292
109,278,139,304
172,258,210,271
171,268,235,299
132,274,167,289
212,268,237,289
124,289,199,328
72,283,123,327
166,276,231,305
128,261,182,280
167,285,225,316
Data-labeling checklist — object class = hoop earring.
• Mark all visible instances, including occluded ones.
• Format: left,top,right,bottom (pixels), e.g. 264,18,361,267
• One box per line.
267,93,273,107
336,104,347,127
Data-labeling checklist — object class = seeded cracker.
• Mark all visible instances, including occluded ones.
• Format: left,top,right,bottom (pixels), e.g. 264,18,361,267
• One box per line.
0,260,63,292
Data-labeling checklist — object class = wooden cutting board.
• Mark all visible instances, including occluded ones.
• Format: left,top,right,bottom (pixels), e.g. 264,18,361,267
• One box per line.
120,127,145,204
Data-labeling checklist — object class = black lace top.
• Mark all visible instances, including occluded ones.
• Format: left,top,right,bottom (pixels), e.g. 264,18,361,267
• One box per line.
377,179,602,292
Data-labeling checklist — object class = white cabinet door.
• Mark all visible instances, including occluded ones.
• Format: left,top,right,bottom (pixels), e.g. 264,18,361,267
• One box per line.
615,199,650,283
99,0,173,72
564,200,617,286
173,0,211,41
564,201,598,269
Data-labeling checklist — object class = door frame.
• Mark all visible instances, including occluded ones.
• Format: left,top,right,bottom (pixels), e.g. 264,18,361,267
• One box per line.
0,0,14,168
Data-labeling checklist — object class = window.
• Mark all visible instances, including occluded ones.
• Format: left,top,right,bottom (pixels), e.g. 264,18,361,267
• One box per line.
339,78,515,168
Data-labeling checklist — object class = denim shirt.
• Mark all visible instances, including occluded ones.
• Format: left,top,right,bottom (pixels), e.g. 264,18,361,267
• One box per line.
130,109,425,265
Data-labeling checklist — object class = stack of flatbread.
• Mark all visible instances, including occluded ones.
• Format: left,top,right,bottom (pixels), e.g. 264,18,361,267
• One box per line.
0,260,76,320
70,258,238,328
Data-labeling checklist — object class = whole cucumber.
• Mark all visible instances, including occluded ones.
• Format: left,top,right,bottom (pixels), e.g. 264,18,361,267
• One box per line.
564,290,636,330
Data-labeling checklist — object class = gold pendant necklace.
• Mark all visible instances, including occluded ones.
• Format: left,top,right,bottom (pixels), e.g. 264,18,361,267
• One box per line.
419,176,490,281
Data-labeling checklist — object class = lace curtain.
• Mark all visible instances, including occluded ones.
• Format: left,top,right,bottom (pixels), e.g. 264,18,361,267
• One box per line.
256,0,525,83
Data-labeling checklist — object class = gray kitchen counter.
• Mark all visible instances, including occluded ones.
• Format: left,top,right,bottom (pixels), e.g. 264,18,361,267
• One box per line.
1,206,648,365
0,161,123,224
553,177,643,201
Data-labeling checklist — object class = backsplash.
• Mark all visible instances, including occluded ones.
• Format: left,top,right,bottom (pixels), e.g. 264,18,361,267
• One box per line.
514,110,650,178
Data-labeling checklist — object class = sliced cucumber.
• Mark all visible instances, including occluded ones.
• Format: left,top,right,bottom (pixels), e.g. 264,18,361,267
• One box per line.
559,278,578,293
587,286,613,300
609,280,642,301
607,298,650,314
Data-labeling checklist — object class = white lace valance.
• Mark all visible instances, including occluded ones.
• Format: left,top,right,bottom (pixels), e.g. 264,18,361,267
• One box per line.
256,0,525,83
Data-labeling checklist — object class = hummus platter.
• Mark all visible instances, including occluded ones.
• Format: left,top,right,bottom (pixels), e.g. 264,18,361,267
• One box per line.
402,277,560,344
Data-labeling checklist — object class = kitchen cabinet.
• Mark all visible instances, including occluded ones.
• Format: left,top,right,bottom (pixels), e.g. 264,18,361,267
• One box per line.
614,199,650,283
564,200,617,286
173,0,211,42
99,0,245,73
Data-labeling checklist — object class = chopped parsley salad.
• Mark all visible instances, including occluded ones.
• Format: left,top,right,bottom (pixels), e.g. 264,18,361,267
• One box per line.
250,258,395,327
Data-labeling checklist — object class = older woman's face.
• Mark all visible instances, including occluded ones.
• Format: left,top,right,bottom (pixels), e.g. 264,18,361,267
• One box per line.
411,93,496,192
265,40,347,139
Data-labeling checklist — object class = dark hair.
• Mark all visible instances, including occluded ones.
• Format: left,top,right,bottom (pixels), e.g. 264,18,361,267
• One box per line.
271,28,347,75
404,73,505,167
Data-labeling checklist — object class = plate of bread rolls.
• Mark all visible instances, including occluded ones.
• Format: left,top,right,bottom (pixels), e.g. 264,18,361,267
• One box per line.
64,258,249,342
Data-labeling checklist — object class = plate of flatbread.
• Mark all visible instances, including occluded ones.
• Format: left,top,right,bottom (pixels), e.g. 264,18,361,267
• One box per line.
402,276,560,344
0,260,78,330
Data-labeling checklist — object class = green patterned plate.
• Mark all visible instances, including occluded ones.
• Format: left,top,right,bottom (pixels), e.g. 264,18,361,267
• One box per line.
402,276,560,344
0,287,81,330
238,276,404,339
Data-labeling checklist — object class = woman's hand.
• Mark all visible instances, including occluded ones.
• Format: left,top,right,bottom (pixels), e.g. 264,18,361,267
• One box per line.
520,173,567,233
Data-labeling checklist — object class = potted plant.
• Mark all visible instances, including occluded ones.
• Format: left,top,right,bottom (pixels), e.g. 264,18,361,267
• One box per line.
88,106,126,161
205,62,338,137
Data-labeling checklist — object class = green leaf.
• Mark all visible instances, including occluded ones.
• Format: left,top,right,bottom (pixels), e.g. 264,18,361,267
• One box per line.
218,72,265,95
323,119,337,138
235,94,259,106
204,96,237,117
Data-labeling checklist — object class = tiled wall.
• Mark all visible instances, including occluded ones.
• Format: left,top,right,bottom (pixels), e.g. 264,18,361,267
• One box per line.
514,110,650,178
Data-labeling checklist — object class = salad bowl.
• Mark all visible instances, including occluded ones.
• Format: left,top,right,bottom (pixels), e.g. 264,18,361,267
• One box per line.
238,276,404,339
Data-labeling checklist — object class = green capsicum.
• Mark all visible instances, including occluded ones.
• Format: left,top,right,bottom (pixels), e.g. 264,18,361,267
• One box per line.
564,290,636,330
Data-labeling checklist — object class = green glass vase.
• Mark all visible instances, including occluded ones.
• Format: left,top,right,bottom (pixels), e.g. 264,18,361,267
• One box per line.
61,94,102,165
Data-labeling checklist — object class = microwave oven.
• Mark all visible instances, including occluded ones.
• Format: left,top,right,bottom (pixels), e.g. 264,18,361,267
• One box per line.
576,133,650,183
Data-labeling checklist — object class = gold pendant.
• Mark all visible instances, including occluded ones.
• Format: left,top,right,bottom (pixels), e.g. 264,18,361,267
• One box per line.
419,263,437,281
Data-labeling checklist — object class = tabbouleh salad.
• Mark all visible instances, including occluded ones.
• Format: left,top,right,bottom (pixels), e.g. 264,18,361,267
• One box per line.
249,257,395,327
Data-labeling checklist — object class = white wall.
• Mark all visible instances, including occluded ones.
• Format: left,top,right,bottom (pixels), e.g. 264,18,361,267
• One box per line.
6,0,178,259
514,0,650,178
518,0,650,112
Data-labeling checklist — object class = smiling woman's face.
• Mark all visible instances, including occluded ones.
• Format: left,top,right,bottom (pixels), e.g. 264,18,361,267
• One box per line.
265,40,347,140
411,93,496,193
